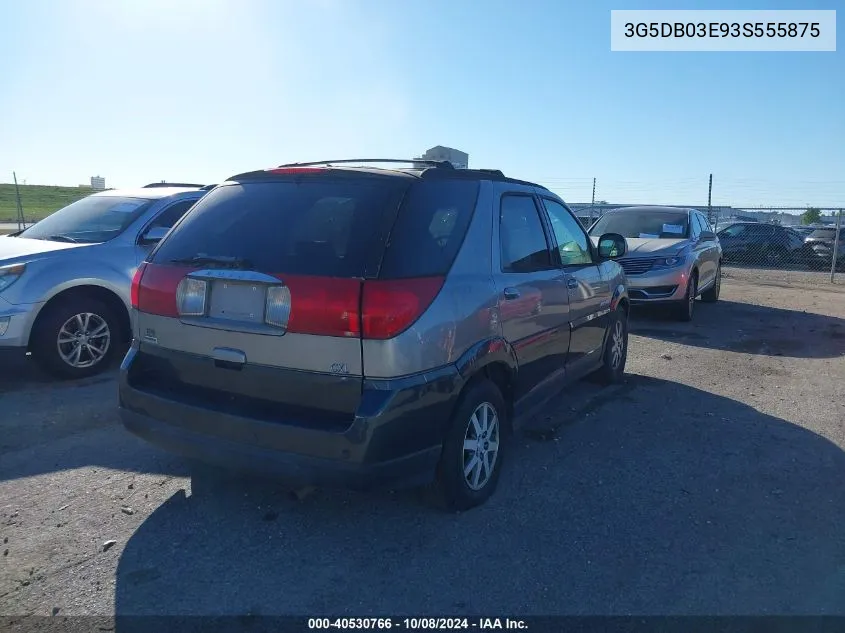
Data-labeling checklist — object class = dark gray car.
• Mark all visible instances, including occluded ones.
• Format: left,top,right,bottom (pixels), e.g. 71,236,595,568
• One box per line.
118,160,630,511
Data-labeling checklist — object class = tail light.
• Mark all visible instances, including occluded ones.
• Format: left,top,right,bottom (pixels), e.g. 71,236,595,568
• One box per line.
265,285,292,328
130,262,147,309
361,277,444,339
281,276,362,337
134,264,189,317
281,275,444,339
134,263,443,341
175,278,208,316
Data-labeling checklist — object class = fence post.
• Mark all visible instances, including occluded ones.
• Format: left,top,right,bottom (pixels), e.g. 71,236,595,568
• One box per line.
831,209,843,283
13,172,25,231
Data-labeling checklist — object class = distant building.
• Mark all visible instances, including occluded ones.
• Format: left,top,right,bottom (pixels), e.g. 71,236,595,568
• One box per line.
90,176,106,190
415,146,468,169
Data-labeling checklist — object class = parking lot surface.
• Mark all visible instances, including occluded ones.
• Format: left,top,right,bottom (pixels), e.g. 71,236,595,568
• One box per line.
1,277,844,616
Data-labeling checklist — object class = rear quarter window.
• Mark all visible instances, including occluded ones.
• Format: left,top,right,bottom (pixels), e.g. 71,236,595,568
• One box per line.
378,179,480,278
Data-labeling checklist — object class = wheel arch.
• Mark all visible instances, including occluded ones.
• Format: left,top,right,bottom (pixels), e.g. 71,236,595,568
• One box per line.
30,283,131,350
454,338,519,433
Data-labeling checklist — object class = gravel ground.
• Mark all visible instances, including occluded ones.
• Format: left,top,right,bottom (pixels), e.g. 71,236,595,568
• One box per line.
1,278,844,618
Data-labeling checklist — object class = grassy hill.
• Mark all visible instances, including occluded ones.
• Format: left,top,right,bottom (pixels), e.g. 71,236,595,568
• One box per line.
0,183,97,223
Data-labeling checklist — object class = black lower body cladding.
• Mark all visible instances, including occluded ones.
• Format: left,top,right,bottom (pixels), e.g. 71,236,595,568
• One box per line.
118,344,463,491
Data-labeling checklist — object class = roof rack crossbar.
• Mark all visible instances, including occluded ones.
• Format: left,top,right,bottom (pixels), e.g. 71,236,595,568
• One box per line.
142,182,206,188
276,158,455,169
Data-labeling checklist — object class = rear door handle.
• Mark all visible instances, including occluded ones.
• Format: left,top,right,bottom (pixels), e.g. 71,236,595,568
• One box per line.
503,287,521,300
566,278,578,289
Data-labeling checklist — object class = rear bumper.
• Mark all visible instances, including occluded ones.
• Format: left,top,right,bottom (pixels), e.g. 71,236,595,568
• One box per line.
118,345,462,490
120,407,441,490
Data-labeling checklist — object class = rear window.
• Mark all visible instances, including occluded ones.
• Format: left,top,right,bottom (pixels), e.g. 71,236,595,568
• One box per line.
151,179,406,277
379,179,479,278
151,177,479,279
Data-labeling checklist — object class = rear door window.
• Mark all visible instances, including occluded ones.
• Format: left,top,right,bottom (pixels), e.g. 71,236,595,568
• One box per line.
151,178,406,277
499,194,553,273
147,199,198,231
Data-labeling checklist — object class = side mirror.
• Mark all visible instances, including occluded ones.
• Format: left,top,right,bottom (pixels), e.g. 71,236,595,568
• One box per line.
139,225,169,245
598,233,627,259
699,230,716,241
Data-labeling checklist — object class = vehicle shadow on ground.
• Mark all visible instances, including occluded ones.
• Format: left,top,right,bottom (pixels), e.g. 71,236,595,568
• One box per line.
0,345,127,393
113,376,845,618
630,300,845,359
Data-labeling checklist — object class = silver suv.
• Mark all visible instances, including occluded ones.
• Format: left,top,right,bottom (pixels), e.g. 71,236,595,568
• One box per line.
118,160,631,510
0,184,208,378
588,206,722,321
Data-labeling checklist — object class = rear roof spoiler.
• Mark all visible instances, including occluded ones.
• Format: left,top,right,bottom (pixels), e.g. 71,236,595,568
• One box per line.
142,182,206,188
277,158,455,169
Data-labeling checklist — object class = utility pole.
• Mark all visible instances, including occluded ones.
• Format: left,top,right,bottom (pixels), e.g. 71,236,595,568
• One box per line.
13,172,24,231
707,173,713,226
590,177,596,223
831,209,842,283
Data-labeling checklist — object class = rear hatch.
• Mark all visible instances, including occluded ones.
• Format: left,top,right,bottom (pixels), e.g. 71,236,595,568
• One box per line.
127,167,477,429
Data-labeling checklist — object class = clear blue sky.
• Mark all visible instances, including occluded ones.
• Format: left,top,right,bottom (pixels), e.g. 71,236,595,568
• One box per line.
1,0,842,210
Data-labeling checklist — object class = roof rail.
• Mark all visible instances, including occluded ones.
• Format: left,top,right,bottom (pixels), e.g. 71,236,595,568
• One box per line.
199,184,217,191
142,182,206,188
276,158,455,169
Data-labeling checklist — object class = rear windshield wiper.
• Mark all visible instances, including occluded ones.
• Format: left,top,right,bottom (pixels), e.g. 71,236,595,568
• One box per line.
168,255,254,270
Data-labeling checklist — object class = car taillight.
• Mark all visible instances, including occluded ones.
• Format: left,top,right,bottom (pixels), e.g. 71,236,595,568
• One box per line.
130,262,147,309
135,264,189,317
176,277,208,316
265,285,292,329
361,277,444,340
281,276,362,337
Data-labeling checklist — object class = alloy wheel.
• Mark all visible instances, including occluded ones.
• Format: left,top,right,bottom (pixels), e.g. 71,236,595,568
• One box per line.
56,312,111,369
462,402,500,491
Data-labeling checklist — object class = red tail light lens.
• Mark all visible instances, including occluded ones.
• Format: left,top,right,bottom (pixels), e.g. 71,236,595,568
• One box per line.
130,262,147,309
361,277,444,340
135,264,190,317
281,276,362,337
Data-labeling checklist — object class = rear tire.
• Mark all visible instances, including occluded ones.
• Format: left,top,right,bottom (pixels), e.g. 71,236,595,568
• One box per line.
701,264,721,303
31,297,119,379
431,379,507,512
673,273,697,322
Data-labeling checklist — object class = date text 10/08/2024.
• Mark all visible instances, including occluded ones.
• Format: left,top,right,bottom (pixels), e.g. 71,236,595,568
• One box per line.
308,618,528,630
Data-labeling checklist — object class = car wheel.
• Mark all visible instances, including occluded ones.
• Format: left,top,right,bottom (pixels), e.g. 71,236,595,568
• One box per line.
432,379,507,512
32,297,119,379
592,308,628,385
674,273,697,322
701,263,721,303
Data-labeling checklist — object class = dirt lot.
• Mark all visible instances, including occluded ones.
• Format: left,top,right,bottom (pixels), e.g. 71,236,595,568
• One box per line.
1,277,844,617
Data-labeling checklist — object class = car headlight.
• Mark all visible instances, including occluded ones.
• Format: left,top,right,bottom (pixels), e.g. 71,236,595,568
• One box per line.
0,263,26,292
653,256,684,268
